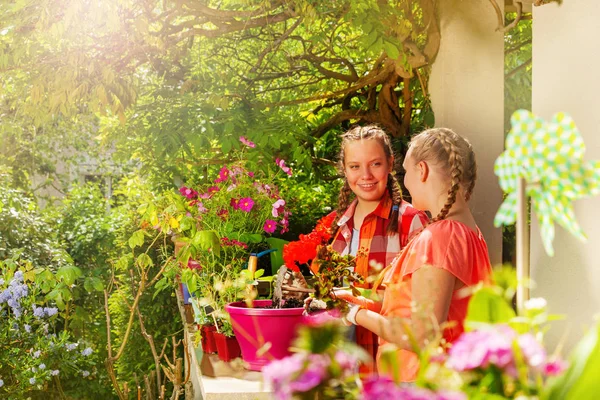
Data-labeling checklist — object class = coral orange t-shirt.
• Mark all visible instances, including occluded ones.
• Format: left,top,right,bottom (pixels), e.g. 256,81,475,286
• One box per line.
377,220,493,382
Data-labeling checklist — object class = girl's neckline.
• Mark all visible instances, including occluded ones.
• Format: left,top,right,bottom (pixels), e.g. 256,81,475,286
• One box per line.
430,218,482,238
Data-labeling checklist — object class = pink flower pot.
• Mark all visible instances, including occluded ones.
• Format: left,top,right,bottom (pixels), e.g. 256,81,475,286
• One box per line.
201,325,218,354
214,332,241,362
225,300,305,371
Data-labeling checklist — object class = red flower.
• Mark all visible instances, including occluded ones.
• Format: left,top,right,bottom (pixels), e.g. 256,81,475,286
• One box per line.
283,214,335,272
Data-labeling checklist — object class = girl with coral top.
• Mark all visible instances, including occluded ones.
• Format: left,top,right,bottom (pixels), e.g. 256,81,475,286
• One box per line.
310,125,428,374
336,127,493,382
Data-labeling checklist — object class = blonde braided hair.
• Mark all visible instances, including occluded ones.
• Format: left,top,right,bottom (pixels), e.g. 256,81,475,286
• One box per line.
408,128,477,222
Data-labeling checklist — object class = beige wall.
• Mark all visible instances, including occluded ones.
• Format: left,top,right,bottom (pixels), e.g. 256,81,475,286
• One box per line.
429,0,505,265
532,1,600,351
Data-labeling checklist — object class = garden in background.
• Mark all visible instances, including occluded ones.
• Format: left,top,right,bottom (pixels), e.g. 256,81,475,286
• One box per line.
2,1,600,399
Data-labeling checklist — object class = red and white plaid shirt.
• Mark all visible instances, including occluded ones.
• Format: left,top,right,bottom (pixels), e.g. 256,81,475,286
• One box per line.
329,194,428,288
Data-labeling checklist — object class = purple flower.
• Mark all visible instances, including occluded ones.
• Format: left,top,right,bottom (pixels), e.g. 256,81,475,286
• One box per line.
271,199,286,217
24,324,31,333
263,219,277,234
44,307,58,317
334,351,358,376
214,166,230,183
51,370,60,376
29,377,36,385
197,201,207,213
65,343,78,351
275,158,292,176
179,186,198,199
362,376,404,400
447,327,515,371
0,379,3,387
238,197,254,212
14,271,24,282
82,370,90,377
263,354,305,400
82,347,93,356
239,136,256,148
289,354,329,392
544,358,568,376
39,363,46,370
362,376,454,400
32,350,41,358
517,333,547,369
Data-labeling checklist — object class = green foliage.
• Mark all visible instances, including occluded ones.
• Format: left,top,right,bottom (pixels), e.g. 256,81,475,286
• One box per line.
544,322,600,400
0,258,98,399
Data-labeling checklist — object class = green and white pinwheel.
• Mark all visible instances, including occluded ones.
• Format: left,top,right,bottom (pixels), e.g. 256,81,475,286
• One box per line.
494,110,600,256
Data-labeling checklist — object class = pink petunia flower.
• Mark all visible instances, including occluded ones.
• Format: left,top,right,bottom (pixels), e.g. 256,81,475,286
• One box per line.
238,197,254,212
179,186,198,199
214,166,230,183
239,136,256,148
544,358,568,376
272,199,286,217
275,158,292,176
263,219,277,234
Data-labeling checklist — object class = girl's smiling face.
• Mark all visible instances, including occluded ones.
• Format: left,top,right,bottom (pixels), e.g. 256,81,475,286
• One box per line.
343,139,393,205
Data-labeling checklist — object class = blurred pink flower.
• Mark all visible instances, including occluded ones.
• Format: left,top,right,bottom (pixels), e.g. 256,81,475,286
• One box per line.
179,186,198,199
230,198,239,210
239,136,256,148
447,327,515,371
263,353,329,400
272,199,286,217
214,166,230,183
275,158,292,176
544,358,568,376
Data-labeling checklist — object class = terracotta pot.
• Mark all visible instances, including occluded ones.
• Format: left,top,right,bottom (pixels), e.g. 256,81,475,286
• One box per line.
214,332,241,362
225,299,305,371
201,325,218,354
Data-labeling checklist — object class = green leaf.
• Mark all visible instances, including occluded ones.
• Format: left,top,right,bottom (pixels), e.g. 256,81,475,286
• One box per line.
83,277,104,292
544,322,600,400
136,253,154,269
383,41,400,60
128,229,145,249
56,265,83,286
465,287,516,328
247,234,263,243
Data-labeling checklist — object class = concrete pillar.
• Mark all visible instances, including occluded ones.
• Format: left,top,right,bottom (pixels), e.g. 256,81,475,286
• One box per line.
532,0,600,351
429,0,505,265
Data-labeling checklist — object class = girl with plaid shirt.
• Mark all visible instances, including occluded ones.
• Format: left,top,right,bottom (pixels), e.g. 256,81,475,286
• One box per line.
336,128,493,382
310,125,428,375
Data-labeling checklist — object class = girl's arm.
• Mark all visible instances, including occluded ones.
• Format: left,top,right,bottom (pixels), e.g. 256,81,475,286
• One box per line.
354,266,456,349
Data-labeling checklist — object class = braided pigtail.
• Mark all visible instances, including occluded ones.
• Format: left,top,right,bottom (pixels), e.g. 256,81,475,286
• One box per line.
464,144,477,202
386,173,404,235
331,178,354,235
432,133,463,222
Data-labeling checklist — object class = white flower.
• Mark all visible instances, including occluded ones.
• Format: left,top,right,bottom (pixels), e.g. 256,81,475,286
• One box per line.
524,297,547,311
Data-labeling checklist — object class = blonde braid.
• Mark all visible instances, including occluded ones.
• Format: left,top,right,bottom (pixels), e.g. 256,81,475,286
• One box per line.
386,173,404,234
331,178,354,234
464,144,477,202
431,132,463,222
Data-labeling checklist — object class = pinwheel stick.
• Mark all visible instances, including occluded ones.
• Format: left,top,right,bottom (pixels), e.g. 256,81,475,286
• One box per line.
516,177,531,313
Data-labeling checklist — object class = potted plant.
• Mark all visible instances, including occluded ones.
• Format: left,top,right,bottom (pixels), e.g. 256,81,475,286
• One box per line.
213,319,242,362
